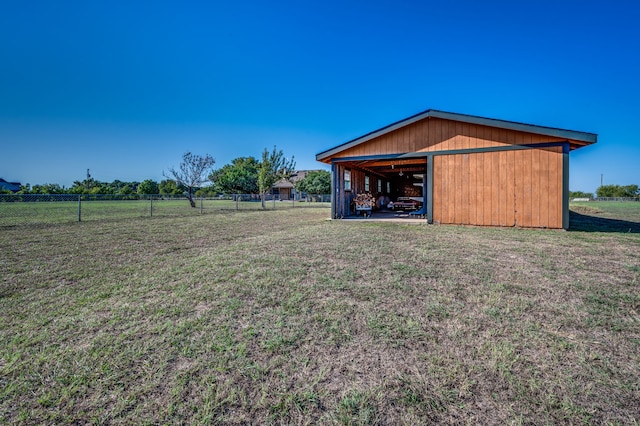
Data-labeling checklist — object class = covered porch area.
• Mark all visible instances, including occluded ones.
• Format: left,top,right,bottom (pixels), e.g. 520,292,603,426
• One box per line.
331,155,431,221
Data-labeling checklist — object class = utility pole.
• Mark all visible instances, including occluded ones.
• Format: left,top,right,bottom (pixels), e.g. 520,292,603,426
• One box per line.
600,174,603,187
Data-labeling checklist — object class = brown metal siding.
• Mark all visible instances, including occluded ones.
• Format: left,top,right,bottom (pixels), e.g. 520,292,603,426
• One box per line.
328,117,572,227
432,146,564,228
333,118,567,159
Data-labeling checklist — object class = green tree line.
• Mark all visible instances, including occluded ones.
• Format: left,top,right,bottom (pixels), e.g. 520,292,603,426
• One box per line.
595,184,639,198
7,149,331,197
11,179,187,196
570,184,639,199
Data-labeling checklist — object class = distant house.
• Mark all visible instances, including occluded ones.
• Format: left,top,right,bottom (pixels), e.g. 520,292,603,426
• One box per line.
0,178,21,193
271,170,319,200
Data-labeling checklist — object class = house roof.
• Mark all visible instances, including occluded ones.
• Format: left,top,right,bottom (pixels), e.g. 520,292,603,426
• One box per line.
272,170,321,189
0,178,21,192
273,180,294,189
316,109,598,162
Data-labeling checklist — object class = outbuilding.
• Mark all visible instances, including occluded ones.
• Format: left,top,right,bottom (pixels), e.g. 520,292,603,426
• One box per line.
0,178,21,193
316,110,597,229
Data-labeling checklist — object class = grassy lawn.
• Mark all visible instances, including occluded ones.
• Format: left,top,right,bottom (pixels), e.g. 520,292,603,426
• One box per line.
1,204,639,424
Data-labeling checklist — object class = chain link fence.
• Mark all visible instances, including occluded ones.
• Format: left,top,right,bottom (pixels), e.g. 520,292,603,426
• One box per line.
570,197,640,202
0,193,331,227
591,197,640,202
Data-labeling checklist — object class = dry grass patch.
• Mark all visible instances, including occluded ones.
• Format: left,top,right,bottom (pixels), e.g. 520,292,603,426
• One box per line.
1,206,640,424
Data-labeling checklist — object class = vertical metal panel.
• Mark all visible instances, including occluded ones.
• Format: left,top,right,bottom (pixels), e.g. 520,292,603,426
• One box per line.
531,147,541,227
522,138,533,227
498,150,506,226
455,154,463,223
333,162,347,218
422,161,428,222
442,156,452,223
331,162,337,219
432,156,440,221
539,149,551,227
563,148,570,230
445,155,453,223
548,147,560,227
427,155,434,223
476,152,484,225
506,149,516,226
435,119,443,150
483,150,492,226
460,153,470,224
469,149,477,225
490,149,500,225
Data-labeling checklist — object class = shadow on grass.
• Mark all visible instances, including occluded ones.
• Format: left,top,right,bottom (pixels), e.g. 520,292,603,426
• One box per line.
569,211,640,233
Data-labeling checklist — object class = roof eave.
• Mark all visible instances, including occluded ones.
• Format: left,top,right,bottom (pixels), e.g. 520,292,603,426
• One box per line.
316,109,434,162
316,109,597,162
429,110,598,145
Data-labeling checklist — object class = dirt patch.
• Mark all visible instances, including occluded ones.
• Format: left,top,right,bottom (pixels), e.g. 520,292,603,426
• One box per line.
571,205,604,215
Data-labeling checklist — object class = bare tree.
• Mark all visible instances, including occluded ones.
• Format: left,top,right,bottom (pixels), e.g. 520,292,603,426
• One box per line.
164,152,215,207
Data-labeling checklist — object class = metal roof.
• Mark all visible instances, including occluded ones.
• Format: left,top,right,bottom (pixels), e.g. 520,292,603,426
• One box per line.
0,178,21,192
316,109,598,161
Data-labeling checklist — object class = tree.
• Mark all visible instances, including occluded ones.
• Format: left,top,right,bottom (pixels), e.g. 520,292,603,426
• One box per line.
164,152,215,207
257,146,295,209
596,184,639,198
195,187,217,197
209,156,260,194
19,183,65,194
620,184,639,197
119,184,134,195
108,180,127,194
69,178,99,194
569,190,593,199
67,178,141,195
296,170,331,195
16,184,31,194
159,179,184,195
138,179,159,195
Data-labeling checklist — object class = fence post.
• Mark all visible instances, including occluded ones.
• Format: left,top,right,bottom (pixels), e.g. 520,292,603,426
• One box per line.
200,197,203,214
235,194,239,210
77,194,82,222
150,194,153,218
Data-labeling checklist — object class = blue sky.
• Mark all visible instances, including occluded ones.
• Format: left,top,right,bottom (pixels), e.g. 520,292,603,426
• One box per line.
1,0,638,193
